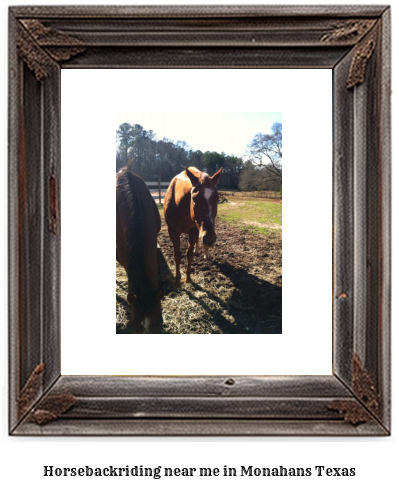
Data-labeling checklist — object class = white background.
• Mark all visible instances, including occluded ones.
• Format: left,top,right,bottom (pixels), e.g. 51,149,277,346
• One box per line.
1,1,398,490
61,69,332,376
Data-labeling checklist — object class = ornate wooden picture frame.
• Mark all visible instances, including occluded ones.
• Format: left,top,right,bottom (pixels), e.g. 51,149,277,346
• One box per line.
9,5,391,435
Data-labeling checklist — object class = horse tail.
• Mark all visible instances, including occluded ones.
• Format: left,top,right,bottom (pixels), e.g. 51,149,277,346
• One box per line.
117,169,147,301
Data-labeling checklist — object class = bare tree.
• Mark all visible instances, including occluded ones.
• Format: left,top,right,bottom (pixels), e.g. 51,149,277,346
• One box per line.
247,122,282,185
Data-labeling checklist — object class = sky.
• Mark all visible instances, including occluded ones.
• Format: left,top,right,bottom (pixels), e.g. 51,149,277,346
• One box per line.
116,112,282,159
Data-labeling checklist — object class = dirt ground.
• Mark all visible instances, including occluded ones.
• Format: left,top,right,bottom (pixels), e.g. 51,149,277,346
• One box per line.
116,216,282,334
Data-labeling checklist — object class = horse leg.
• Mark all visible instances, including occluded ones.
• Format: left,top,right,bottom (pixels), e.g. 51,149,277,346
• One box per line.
186,228,199,283
168,227,182,286
193,239,200,256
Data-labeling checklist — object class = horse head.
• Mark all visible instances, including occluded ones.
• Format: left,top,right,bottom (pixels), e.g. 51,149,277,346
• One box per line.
185,167,222,250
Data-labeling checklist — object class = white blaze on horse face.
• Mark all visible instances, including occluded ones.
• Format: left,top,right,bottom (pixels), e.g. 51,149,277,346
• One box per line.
204,188,212,201
203,188,215,224
208,205,214,225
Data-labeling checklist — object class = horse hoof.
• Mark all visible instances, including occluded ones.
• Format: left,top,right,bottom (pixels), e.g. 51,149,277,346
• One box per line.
185,277,192,284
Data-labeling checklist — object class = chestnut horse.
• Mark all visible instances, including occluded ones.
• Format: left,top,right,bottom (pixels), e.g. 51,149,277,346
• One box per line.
116,167,163,333
163,167,222,285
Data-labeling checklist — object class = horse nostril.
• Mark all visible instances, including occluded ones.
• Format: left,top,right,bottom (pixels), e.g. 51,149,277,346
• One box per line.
203,235,216,246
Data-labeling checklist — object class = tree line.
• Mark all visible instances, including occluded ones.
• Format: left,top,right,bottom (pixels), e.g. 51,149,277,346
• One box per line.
116,121,282,192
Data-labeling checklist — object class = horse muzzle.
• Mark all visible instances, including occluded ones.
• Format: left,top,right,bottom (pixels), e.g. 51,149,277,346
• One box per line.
202,233,216,248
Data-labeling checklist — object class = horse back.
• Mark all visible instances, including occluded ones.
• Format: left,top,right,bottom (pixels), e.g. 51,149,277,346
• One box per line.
116,168,161,292
163,170,194,234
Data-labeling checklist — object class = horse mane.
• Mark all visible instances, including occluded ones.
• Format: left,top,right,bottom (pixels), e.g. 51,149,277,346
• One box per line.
116,168,156,311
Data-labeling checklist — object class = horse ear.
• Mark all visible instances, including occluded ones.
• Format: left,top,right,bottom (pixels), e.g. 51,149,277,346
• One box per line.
185,167,200,188
157,289,164,301
211,167,223,185
127,293,137,305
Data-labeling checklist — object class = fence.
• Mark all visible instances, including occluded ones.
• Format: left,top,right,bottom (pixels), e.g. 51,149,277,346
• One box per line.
145,180,170,204
222,190,282,200
241,190,282,199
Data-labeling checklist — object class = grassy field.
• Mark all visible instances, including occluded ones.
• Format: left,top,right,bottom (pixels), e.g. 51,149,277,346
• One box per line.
217,194,282,235
156,193,282,235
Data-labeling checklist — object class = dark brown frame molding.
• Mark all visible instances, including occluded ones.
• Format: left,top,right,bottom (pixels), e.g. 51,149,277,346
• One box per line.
8,5,391,436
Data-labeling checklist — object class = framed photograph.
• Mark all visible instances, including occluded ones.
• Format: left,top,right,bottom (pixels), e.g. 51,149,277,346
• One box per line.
114,110,283,336
9,5,391,435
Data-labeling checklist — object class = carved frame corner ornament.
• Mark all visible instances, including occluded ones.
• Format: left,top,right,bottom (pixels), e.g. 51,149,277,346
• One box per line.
17,364,76,425
327,354,380,425
9,5,390,436
320,18,378,89
346,27,379,88
27,392,77,425
17,363,45,419
17,19,85,81
320,19,376,43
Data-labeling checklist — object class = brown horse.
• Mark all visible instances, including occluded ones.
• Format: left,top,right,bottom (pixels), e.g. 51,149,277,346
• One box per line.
116,167,163,333
163,167,222,285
